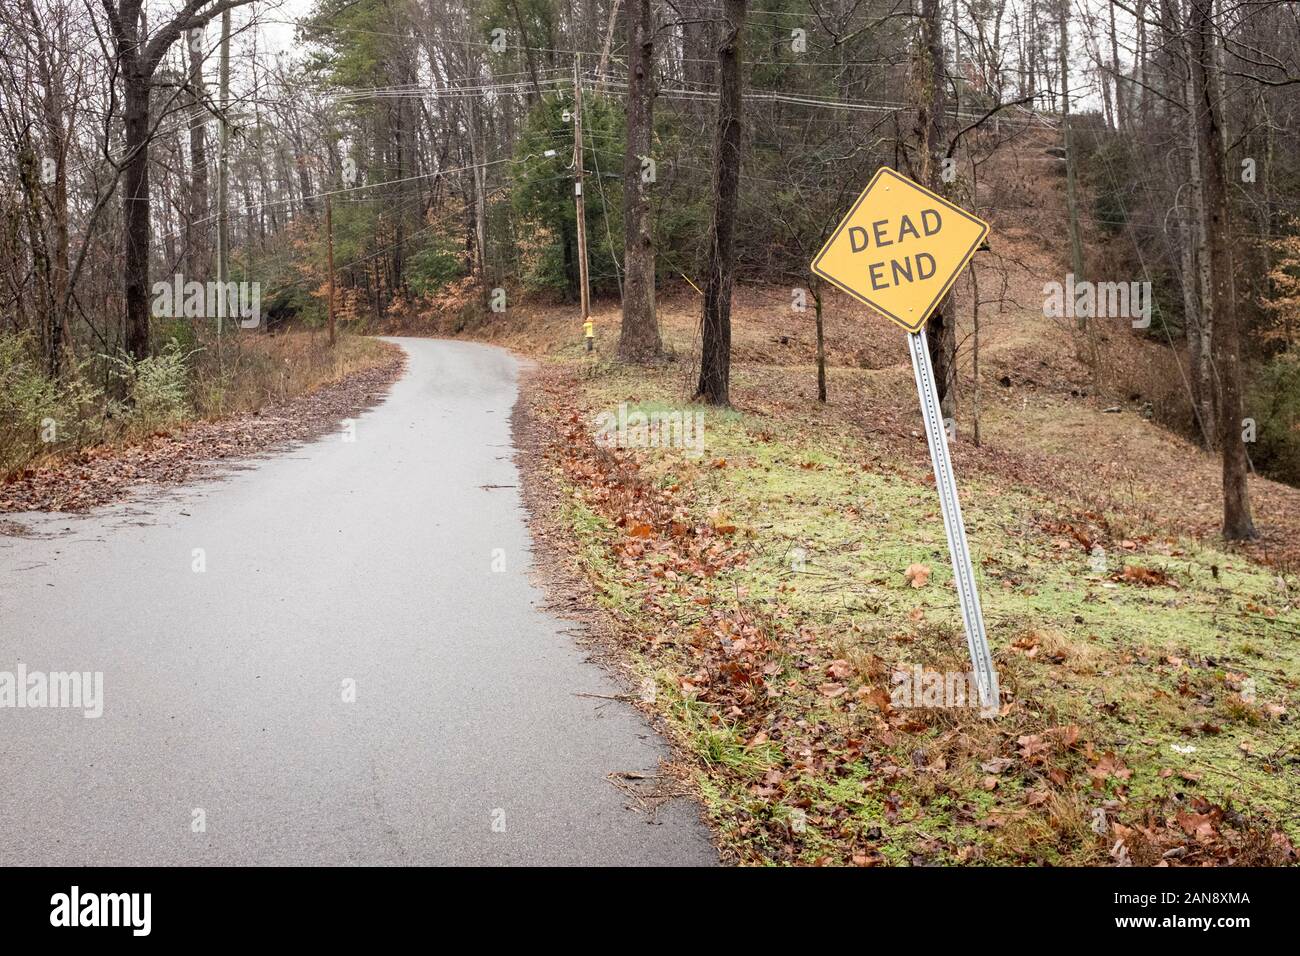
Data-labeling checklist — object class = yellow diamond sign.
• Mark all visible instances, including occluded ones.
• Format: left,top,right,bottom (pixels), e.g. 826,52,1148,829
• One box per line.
811,167,989,334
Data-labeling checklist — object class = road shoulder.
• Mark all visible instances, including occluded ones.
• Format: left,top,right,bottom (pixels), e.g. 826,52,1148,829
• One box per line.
511,358,726,862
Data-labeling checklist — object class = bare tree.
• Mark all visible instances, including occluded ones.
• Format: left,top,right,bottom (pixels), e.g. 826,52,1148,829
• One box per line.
617,0,662,363
695,0,747,406
102,0,257,358
914,0,957,416
185,29,211,282
1188,0,1255,540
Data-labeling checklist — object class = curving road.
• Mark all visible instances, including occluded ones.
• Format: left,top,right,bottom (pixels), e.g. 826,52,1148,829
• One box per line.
0,337,716,866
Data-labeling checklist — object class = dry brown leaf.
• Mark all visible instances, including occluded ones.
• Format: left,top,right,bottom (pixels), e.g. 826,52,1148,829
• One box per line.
905,563,931,588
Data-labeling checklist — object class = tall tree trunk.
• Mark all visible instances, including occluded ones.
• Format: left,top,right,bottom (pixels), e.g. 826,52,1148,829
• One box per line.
462,80,488,284
683,0,717,89
1179,206,1212,444
1184,58,1216,448
123,70,152,358
695,0,747,406
618,0,661,363
106,0,259,357
1182,21,1217,449
1059,0,1085,294
26,0,71,375
216,8,231,325
48,131,70,376
508,0,544,104
1137,0,1150,127
1026,1,1038,101
187,30,211,280
1190,0,1255,540
596,0,622,80
916,0,956,418
1107,0,1127,131
17,143,53,363
294,137,314,219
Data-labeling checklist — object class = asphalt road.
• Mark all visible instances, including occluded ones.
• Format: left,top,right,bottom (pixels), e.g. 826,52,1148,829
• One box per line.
0,338,717,866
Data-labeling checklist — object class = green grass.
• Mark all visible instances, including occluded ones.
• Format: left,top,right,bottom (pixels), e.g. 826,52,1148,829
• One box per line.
547,363,1300,864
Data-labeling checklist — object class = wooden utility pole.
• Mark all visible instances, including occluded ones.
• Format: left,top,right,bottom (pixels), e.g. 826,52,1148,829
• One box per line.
573,58,591,324
325,193,336,347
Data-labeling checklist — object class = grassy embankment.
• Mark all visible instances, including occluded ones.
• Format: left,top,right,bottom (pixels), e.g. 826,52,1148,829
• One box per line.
523,333,1298,866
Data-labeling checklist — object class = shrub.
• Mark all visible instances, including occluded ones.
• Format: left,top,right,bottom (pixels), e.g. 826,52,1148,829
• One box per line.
104,339,195,431
0,332,103,474
1248,351,1300,485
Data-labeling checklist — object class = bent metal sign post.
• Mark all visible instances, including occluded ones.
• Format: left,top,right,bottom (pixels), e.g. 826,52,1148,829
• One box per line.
811,167,999,717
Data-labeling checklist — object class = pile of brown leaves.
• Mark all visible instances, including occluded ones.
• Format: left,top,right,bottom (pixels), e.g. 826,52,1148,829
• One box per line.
1113,796,1295,866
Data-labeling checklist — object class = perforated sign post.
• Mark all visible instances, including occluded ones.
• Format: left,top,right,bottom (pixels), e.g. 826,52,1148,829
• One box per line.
810,167,999,717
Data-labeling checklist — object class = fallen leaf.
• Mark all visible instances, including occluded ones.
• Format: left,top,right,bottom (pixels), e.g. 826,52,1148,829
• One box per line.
1115,564,1178,588
1089,752,1133,785
827,659,853,680
1175,811,1217,841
